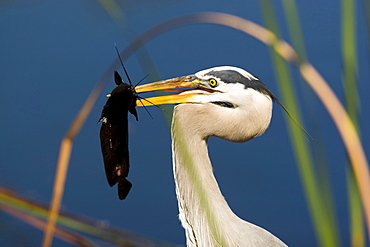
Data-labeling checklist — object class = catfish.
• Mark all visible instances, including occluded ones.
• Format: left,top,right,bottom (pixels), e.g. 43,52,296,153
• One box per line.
99,71,138,200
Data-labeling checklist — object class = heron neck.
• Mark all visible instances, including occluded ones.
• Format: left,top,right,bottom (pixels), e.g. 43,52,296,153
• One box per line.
171,108,239,246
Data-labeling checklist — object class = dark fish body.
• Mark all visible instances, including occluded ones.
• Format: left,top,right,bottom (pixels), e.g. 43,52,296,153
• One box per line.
99,71,138,200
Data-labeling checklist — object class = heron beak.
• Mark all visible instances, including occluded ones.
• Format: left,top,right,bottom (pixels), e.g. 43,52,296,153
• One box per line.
135,76,210,106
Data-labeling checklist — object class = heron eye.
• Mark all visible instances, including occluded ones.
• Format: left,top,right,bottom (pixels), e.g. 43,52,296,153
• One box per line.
209,78,218,87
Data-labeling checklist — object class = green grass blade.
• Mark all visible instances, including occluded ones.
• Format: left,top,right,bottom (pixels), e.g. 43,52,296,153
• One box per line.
347,166,365,247
341,0,365,246
342,0,359,126
281,3,336,227
259,1,340,246
281,1,341,245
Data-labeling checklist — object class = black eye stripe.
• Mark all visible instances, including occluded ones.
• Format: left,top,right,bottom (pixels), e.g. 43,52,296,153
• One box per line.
205,70,257,83
205,70,274,98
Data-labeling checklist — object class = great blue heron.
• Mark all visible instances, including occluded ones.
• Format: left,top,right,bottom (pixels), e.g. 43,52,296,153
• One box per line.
135,66,288,246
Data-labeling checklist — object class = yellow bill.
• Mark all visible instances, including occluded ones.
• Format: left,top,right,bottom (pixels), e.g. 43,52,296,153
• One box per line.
134,76,211,107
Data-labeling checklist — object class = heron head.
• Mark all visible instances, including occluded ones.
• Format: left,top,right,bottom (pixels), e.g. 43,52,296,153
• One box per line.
135,66,274,142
